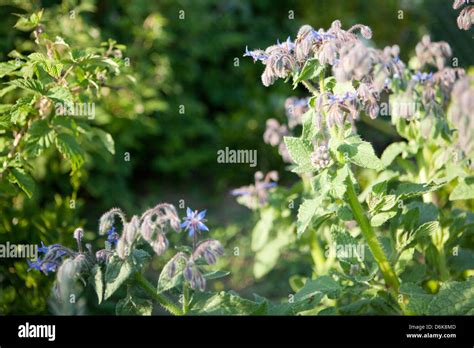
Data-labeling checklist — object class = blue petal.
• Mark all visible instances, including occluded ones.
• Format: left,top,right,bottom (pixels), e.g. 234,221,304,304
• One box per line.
181,221,189,229
197,222,209,232
188,229,195,237
186,207,193,217
197,210,207,220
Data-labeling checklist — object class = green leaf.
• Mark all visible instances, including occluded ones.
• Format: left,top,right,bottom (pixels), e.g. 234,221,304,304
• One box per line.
47,86,73,104
296,197,330,238
401,279,474,315
104,255,134,300
381,141,408,167
253,226,293,279
116,295,152,315
338,135,384,171
251,208,275,252
24,120,56,156
90,264,104,304
191,291,266,315
7,167,35,198
370,211,397,227
157,254,187,293
395,181,446,200
283,136,313,168
294,276,341,302
449,177,474,201
14,10,43,31
54,133,85,171
10,98,34,124
92,128,115,155
292,58,323,86
0,61,21,78
8,79,45,94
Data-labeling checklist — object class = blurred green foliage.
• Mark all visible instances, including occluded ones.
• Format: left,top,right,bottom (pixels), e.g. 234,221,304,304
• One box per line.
0,0,471,314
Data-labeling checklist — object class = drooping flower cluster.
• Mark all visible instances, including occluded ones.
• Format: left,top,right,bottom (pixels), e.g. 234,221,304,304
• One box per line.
28,203,225,294
244,21,373,87
231,171,278,209
167,239,224,291
452,0,474,30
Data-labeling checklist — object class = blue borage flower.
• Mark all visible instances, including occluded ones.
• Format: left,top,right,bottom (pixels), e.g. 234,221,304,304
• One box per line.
28,244,72,275
412,71,433,84
181,208,209,237
106,226,119,245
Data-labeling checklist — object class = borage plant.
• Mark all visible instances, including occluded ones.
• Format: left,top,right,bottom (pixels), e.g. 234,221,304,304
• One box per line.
28,203,227,315
242,19,474,314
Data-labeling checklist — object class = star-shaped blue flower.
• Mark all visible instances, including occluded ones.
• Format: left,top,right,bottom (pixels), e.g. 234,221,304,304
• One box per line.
107,227,119,245
181,208,209,237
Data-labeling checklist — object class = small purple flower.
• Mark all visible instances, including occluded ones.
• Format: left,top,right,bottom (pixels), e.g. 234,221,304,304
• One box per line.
412,71,433,84
107,226,119,245
27,258,43,271
181,208,209,237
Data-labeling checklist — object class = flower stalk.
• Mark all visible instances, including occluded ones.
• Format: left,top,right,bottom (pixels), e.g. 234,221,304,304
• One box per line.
344,176,400,296
134,272,183,316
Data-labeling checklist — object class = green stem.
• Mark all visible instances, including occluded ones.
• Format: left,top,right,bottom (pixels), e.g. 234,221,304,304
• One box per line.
416,150,432,203
344,176,400,296
182,282,190,314
302,80,318,95
310,229,326,276
135,272,183,316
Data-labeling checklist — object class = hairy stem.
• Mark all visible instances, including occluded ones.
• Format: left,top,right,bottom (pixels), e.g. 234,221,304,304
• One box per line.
310,229,326,276
344,176,400,296
134,272,183,316
302,80,318,95
182,282,190,314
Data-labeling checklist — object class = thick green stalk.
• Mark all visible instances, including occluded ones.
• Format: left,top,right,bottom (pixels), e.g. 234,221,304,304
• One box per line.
344,177,400,296
182,282,190,314
135,272,183,316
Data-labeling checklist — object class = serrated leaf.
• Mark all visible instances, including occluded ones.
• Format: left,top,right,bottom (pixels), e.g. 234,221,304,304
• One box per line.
47,86,73,104
283,136,313,168
449,177,474,201
395,181,446,200
370,211,397,227
401,279,474,315
296,197,330,238
8,79,45,94
191,291,266,315
294,276,341,302
10,98,34,124
116,295,152,315
7,167,35,198
338,135,384,170
54,133,85,171
24,119,55,156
